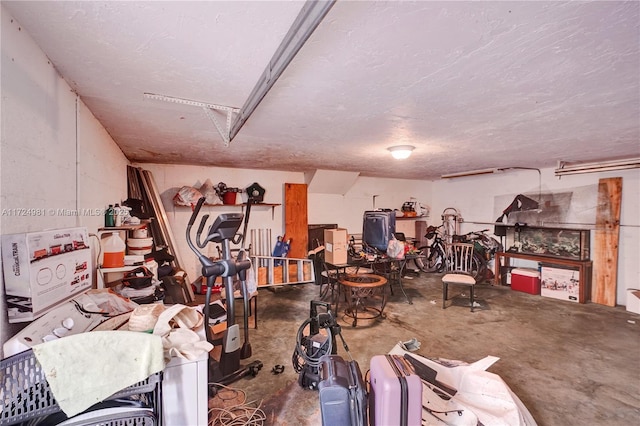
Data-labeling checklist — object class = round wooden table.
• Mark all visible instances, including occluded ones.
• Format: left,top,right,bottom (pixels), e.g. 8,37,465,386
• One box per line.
338,273,388,327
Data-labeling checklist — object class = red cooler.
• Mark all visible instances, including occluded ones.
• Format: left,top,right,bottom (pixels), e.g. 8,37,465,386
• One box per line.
511,268,541,295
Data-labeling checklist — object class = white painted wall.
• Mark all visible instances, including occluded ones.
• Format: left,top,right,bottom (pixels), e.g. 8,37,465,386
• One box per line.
139,163,432,282
309,176,432,234
0,6,129,356
431,167,640,305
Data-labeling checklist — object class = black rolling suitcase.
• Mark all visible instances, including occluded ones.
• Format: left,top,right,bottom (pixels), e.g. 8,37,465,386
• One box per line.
363,210,396,251
318,355,368,426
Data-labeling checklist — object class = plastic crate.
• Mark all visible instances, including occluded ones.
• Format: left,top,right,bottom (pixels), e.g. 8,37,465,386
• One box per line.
57,408,157,426
0,349,162,426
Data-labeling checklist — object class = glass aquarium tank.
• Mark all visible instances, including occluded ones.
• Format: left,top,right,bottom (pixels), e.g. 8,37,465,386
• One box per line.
507,226,590,260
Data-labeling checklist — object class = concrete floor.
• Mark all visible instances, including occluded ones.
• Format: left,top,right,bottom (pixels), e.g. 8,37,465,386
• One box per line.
210,272,640,426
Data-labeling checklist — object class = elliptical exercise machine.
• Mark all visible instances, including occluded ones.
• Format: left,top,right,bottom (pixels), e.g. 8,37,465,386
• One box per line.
186,197,262,391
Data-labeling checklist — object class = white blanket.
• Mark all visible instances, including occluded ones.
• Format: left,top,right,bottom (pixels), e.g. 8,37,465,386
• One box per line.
33,330,165,417
152,304,213,362
389,344,538,426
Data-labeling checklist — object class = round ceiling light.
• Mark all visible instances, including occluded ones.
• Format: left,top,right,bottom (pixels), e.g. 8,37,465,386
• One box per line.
387,145,415,160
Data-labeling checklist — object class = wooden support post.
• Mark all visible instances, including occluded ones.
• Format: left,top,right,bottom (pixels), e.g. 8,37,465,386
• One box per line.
592,177,622,306
284,183,309,259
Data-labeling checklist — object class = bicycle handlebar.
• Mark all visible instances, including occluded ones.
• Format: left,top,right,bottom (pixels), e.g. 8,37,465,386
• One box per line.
462,229,490,236
470,229,490,234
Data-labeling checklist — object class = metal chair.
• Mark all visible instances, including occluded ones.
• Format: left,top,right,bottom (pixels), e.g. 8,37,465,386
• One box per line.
317,249,341,302
442,243,477,312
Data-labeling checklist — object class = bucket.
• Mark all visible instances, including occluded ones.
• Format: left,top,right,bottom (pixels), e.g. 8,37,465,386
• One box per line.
102,232,125,268
144,258,159,281
128,248,152,256
132,226,148,239
127,237,153,256
222,192,237,205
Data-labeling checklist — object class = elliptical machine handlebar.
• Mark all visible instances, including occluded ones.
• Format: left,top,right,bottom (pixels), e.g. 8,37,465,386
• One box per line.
196,211,210,249
186,198,252,277
186,198,210,259
186,197,225,278
188,197,236,249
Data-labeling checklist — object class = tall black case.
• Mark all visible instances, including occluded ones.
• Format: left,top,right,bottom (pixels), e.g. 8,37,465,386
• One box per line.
363,210,396,251
318,355,368,426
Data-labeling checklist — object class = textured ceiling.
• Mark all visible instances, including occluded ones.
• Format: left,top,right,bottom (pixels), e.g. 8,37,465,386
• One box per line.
4,0,639,180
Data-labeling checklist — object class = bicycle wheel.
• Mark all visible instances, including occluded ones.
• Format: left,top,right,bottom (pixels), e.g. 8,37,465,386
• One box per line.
414,246,445,273
471,252,486,281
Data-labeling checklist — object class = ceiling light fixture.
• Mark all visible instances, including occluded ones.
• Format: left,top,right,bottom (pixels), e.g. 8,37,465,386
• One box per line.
554,157,640,177
388,145,415,160
441,168,497,179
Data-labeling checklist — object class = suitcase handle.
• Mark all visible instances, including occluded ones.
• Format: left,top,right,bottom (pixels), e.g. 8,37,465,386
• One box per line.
385,355,409,426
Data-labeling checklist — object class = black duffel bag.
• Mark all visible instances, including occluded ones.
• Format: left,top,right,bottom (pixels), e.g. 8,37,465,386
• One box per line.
122,266,154,289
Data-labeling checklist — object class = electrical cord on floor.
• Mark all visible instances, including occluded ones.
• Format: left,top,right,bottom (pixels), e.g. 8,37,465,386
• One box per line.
208,383,266,426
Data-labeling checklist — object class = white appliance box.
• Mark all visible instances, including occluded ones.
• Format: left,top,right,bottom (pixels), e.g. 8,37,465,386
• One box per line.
540,265,581,303
2,227,92,323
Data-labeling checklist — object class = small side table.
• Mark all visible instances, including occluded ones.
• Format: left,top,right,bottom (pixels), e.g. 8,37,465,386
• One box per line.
339,273,388,327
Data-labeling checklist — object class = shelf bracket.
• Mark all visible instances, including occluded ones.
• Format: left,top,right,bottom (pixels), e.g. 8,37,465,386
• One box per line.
202,106,234,146
143,92,239,146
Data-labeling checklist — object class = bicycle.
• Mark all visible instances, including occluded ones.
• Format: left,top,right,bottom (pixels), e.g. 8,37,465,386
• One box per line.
414,225,447,273
453,229,503,281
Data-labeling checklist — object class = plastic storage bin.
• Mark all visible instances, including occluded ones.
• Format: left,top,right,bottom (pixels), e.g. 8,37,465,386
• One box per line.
0,349,162,426
511,268,541,295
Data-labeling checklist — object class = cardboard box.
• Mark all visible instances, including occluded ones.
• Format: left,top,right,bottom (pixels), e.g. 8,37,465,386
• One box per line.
2,227,92,323
324,228,348,264
626,289,640,315
511,268,540,295
540,265,581,303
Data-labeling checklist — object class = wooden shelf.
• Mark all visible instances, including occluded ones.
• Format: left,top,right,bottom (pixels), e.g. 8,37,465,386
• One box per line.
173,202,281,219
217,203,280,207
396,216,428,220
494,251,592,303
174,203,280,207
98,219,151,232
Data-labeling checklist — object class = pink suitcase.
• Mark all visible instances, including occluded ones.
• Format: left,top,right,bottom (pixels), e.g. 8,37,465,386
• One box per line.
369,354,422,426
